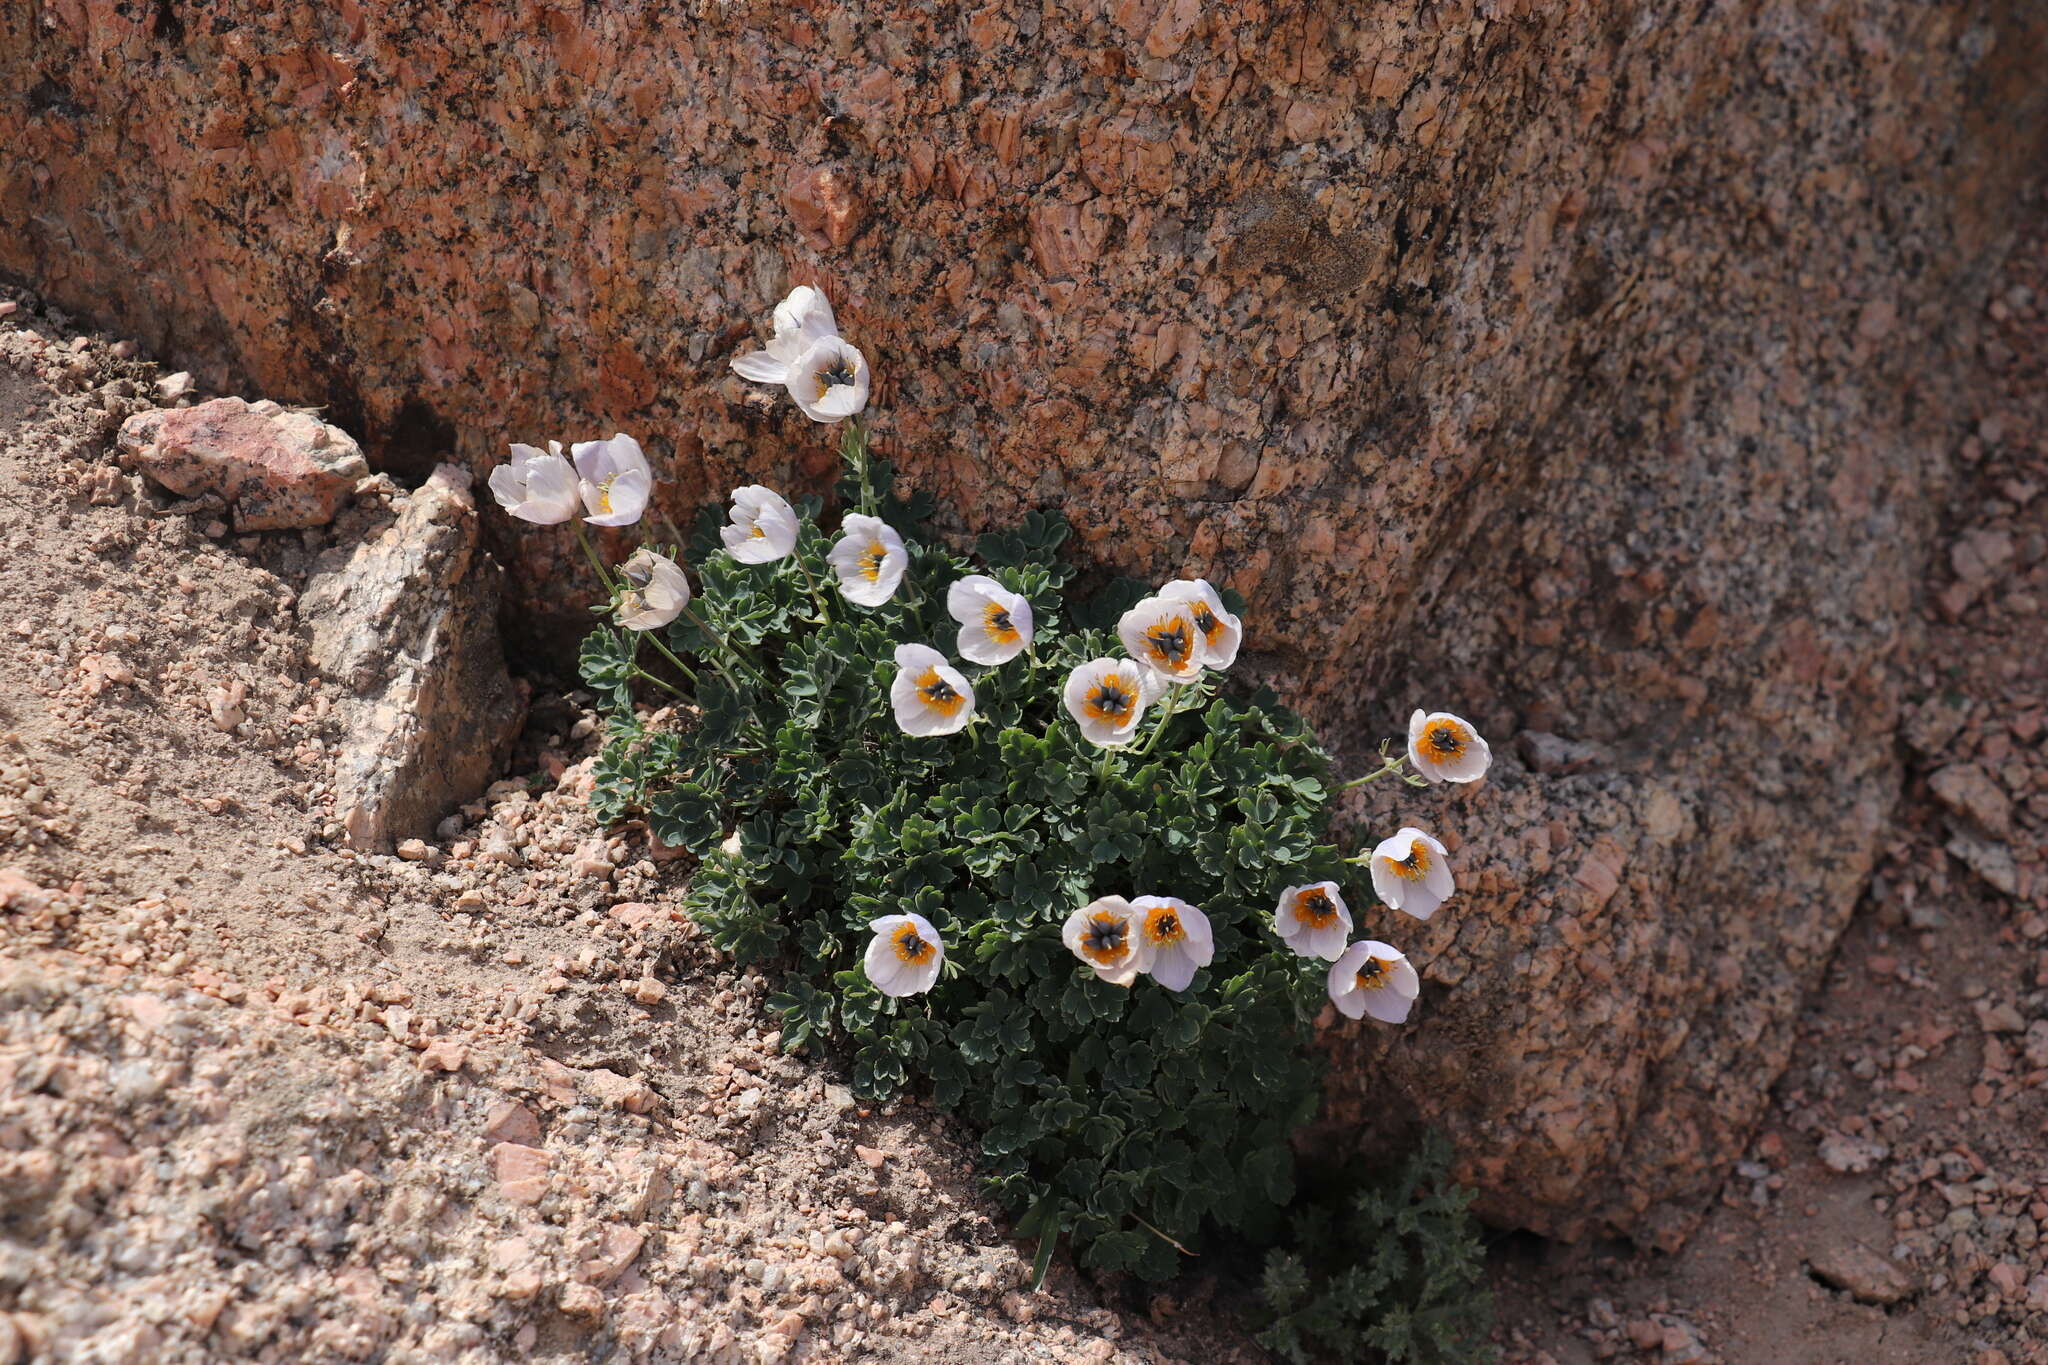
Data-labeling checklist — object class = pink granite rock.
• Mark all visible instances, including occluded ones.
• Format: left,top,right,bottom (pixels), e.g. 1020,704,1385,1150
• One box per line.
116,399,367,530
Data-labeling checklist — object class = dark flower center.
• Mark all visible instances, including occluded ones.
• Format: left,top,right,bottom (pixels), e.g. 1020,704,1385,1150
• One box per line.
1083,918,1127,953
1147,622,1191,663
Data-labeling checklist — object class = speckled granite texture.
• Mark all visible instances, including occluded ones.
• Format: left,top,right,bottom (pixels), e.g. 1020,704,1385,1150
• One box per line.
7,0,2046,1242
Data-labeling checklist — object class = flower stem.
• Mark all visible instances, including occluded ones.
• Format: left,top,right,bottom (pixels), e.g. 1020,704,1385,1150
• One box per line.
573,521,616,594
657,511,692,555
1135,685,1184,758
1131,1214,1194,1258
637,631,701,689
843,418,875,516
789,553,831,621
1338,755,1408,790
631,663,688,698
680,603,769,690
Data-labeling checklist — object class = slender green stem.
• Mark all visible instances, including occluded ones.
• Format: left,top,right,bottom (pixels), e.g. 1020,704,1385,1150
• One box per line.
657,511,691,555
789,553,831,621
573,521,617,593
843,418,875,516
631,664,688,698
1338,755,1407,790
679,603,770,690
1135,684,1185,758
637,631,701,689
1131,1214,1194,1257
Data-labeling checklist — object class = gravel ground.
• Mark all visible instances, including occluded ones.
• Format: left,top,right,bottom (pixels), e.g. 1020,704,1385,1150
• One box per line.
0,292,1260,1364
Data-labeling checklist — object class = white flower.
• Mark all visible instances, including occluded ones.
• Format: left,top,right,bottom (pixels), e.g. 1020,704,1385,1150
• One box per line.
890,644,975,737
1159,579,1242,670
1273,881,1353,961
730,286,841,385
1131,896,1213,992
1063,658,1151,748
488,441,580,525
863,913,944,997
826,514,908,606
571,433,654,527
1061,896,1148,986
786,335,871,423
1328,941,1420,1023
946,575,1034,665
1407,709,1492,784
1368,827,1455,920
616,549,691,631
1117,595,1206,684
721,485,800,563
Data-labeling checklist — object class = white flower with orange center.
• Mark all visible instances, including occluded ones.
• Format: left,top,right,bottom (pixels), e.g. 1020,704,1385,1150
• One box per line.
1407,709,1491,784
1062,658,1152,748
1159,579,1242,670
946,575,1034,665
1368,827,1455,920
1116,596,1207,684
730,286,840,387
1327,941,1420,1024
1131,895,1213,992
863,913,944,997
488,441,581,524
720,485,800,564
1061,896,1148,986
786,335,871,423
890,644,975,737
731,286,871,423
571,433,654,527
827,513,907,607
615,548,691,631
1273,880,1353,961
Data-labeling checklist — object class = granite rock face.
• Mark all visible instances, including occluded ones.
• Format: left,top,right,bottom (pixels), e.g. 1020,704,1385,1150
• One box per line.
6,1,2047,1240
116,398,367,530
299,464,526,853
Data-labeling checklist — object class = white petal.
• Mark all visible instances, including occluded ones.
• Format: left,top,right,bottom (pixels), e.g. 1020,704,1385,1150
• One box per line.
1306,923,1350,961
606,433,651,481
1367,857,1399,908
1423,854,1455,902
863,935,901,987
773,285,839,347
894,643,945,671
1396,886,1444,921
583,468,652,527
812,382,869,420
946,575,1000,625
1362,988,1414,1024
1149,948,1197,992
487,463,527,512
731,350,790,384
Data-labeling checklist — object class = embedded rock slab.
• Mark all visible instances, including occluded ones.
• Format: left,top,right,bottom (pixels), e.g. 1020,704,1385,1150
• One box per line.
300,463,525,852
7,0,2048,1243
115,397,367,530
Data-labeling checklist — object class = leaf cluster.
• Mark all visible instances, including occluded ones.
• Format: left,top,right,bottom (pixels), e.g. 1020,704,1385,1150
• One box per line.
1252,1133,1496,1364
581,454,1490,1349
